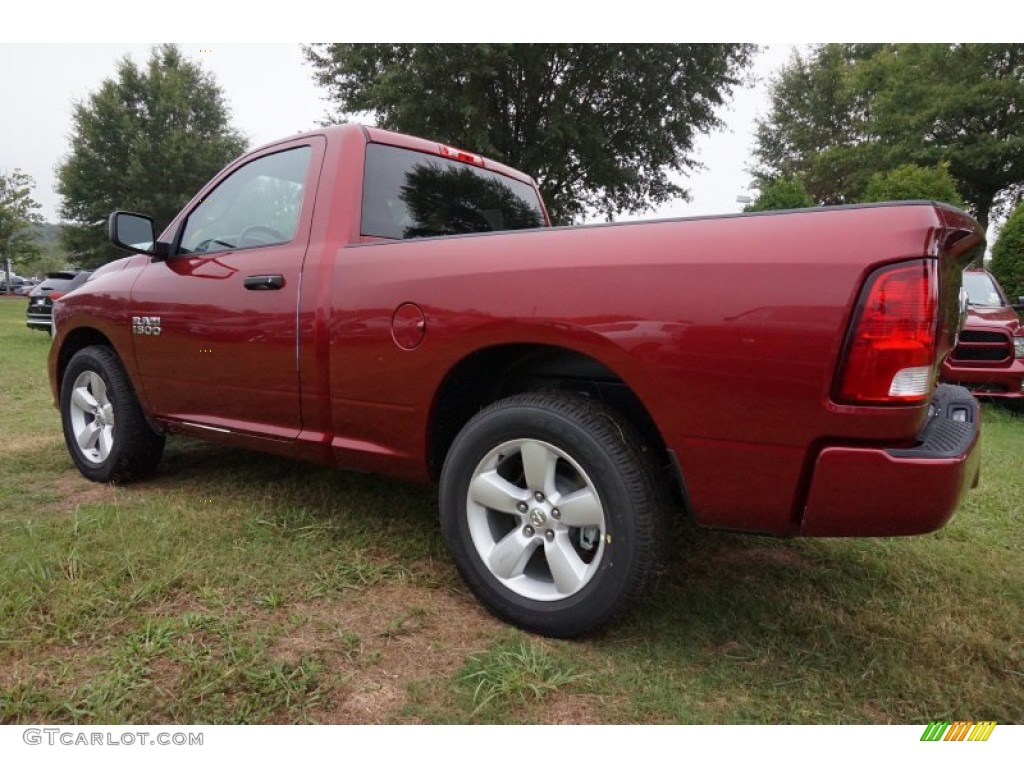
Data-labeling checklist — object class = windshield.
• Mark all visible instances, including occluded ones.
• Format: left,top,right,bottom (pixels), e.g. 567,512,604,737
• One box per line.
962,271,1006,308
362,143,544,240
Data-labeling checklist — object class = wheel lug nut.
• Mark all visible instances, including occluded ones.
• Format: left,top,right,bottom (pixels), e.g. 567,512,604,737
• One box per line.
551,508,561,520
523,526,535,537
545,530,554,541
534,491,545,502
516,501,528,513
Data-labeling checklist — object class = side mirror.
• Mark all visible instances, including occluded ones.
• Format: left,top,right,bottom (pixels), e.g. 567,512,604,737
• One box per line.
108,211,169,258
1012,297,1024,312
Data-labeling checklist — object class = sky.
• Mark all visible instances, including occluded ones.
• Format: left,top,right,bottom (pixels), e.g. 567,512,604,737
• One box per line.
0,42,796,225
0,1,1002,229
0,44,330,222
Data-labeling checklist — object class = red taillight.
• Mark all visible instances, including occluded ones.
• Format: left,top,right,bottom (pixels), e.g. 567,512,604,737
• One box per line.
439,144,485,167
48,292,63,300
836,260,938,405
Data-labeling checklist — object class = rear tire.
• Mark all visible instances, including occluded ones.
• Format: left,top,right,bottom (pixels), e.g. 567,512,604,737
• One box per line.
60,346,165,483
439,392,662,637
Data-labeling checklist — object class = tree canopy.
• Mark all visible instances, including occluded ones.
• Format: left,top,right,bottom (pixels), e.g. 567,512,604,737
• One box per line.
57,44,247,267
752,44,1024,230
0,169,44,275
744,176,814,212
305,44,757,225
860,163,963,208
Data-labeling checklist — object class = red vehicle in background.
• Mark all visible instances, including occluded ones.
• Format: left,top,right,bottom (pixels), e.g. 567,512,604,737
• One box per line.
941,268,1024,403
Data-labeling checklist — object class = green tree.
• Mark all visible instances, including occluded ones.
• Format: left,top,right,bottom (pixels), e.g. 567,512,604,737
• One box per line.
57,44,247,267
860,163,964,207
18,245,68,279
305,44,757,224
0,169,44,286
753,44,1024,230
752,44,884,207
744,176,814,212
17,223,71,278
991,202,1024,304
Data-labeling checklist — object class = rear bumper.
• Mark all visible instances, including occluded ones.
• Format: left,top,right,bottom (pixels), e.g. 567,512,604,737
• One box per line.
800,385,981,537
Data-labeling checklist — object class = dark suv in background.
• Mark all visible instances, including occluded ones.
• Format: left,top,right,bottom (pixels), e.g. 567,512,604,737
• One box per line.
26,271,91,334
941,267,1024,403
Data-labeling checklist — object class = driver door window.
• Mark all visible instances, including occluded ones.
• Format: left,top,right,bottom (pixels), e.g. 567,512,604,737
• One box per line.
180,146,312,255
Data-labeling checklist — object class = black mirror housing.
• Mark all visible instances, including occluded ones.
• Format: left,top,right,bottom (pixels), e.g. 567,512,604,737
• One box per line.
108,211,170,259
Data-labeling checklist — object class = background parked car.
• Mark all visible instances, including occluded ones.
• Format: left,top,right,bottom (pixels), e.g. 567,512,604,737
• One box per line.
941,267,1024,403
13,280,39,296
1,276,29,294
26,271,91,334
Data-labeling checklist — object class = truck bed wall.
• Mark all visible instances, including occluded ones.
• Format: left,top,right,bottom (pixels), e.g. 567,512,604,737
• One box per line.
310,204,949,534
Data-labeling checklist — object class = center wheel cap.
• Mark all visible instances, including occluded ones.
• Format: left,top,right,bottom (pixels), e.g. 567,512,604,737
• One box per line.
529,509,547,527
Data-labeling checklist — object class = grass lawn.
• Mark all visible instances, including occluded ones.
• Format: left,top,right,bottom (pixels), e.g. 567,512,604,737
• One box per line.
0,296,1021,724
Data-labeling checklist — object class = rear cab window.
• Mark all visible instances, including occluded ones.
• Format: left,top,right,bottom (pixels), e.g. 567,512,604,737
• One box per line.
361,143,544,240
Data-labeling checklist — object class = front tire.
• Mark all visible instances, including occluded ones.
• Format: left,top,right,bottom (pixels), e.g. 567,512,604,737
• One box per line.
60,346,165,483
439,392,661,637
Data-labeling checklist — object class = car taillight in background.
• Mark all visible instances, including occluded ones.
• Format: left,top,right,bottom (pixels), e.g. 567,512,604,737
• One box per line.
836,259,939,405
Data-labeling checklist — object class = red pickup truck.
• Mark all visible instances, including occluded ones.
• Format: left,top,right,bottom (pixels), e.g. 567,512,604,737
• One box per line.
940,267,1024,402
49,124,984,636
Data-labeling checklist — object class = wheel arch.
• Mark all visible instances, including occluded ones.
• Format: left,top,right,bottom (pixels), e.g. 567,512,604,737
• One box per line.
55,327,161,435
56,327,117,395
58,342,166,483
426,343,672,485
